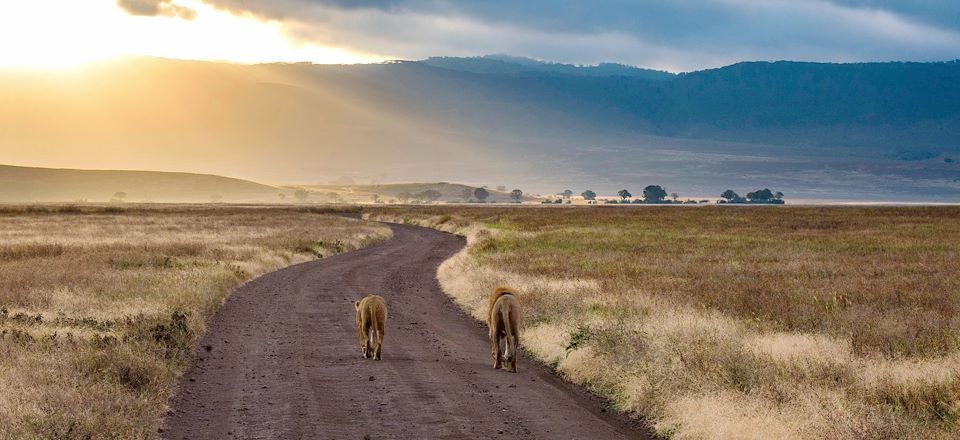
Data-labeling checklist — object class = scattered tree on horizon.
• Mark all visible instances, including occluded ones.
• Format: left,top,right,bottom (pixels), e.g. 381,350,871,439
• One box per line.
397,191,413,203
474,187,490,202
510,189,523,202
617,189,632,201
670,192,680,202
415,190,442,202
746,188,783,203
581,190,597,201
720,188,784,203
113,191,127,202
643,185,668,203
562,189,573,199
325,192,343,203
721,189,740,202
294,189,310,202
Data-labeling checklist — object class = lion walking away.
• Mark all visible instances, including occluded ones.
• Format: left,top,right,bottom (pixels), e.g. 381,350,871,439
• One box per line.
355,294,387,360
488,286,522,372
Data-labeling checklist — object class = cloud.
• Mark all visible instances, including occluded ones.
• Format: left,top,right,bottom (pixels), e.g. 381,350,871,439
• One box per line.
830,0,960,29
117,0,197,20
200,0,960,70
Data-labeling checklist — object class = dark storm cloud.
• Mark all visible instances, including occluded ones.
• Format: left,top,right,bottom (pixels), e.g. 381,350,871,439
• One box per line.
117,0,197,20
830,0,960,28
200,0,960,70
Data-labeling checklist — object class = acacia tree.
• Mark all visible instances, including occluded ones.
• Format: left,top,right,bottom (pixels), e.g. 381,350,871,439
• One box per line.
294,189,310,202
416,190,442,202
746,188,774,202
643,185,668,203
562,189,573,199
721,189,739,202
617,189,632,201
474,187,489,202
113,191,127,202
670,192,680,202
581,190,597,201
510,189,523,202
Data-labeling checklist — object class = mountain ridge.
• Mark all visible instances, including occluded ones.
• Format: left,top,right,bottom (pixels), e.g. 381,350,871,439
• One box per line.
421,54,676,80
2,55,959,200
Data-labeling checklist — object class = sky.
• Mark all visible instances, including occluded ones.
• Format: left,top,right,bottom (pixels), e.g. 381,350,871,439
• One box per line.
1,0,958,72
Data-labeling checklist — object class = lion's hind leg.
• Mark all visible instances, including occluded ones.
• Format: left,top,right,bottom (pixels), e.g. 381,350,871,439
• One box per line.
361,319,372,359
490,326,503,369
373,322,384,360
507,333,518,373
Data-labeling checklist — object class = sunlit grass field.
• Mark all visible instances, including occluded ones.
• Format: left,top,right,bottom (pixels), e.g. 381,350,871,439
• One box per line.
367,205,960,439
0,205,390,439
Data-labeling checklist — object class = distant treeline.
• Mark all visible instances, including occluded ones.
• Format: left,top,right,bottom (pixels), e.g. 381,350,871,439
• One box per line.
718,188,785,204
539,185,785,205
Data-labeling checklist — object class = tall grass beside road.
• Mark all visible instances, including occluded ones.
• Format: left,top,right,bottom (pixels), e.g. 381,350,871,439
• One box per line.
0,205,390,439
367,205,960,439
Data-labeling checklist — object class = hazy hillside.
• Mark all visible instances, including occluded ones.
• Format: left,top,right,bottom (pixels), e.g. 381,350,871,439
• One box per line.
424,57,960,151
298,182,535,203
0,164,283,203
3,56,959,201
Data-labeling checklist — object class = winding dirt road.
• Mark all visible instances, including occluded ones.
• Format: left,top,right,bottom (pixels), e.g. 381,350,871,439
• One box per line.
164,223,656,439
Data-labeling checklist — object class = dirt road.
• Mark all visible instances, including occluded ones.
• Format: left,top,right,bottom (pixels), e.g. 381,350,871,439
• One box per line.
164,223,656,439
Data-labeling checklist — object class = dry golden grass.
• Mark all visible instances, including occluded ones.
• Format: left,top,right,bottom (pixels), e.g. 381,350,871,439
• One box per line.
0,205,390,439
366,205,960,439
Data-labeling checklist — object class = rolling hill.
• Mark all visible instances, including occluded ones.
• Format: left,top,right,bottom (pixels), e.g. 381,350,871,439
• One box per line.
0,164,537,204
0,164,283,203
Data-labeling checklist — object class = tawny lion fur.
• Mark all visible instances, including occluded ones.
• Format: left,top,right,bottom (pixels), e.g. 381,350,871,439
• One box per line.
355,294,387,360
488,286,521,372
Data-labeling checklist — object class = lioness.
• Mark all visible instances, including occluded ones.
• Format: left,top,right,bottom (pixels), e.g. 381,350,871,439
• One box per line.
488,286,521,373
355,294,387,360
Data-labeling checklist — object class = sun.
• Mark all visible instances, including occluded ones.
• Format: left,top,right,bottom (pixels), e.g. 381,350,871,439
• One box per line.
0,0,386,69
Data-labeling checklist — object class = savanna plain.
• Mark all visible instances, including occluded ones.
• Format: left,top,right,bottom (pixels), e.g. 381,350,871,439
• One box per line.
366,205,960,439
0,205,390,439
3,204,959,439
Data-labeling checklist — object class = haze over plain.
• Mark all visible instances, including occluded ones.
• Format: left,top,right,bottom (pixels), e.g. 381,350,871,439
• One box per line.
1,0,958,201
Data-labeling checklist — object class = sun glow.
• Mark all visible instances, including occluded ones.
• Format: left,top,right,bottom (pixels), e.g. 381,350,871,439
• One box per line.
0,0,386,69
